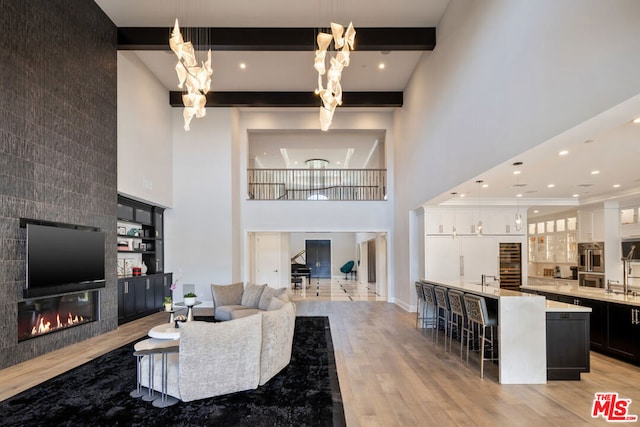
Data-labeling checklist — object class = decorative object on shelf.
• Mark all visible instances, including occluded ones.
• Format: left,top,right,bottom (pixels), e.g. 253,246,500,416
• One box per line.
513,161,524,232
141,261,148,274
314,21,356,131
164,296,172,312
132,266,142,276
169,18,213,131
183,292,197,306
117,259,125,276
117,240,130,250
117,226,126,235
124,258,135,276
127,228,139,237
139,243,147,252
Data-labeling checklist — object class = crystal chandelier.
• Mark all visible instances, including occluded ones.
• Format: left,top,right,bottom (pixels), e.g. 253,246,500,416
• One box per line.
314,22,356,131
169,19,213,131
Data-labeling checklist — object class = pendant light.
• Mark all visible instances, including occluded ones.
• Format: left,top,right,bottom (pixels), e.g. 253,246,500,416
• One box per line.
513,162,523,231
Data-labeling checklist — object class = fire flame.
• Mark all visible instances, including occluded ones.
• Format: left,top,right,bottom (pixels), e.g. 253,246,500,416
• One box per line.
31,312,85,336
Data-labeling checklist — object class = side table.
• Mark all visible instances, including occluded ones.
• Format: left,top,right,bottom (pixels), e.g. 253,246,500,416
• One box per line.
174,300,202,321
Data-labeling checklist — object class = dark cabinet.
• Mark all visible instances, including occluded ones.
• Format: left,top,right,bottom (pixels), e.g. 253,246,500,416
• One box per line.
117,196,166,276
546,311,590,380
607,303,640,361
581,298,607,351
117,273,173,325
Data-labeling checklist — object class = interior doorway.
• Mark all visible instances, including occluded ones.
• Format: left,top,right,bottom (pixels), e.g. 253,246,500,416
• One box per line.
305,240,331,279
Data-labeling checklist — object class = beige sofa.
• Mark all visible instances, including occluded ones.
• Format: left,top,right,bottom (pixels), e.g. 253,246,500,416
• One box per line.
140,300,296,402
210,282,290,321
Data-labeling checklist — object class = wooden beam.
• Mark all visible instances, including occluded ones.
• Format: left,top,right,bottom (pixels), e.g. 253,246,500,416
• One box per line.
118,27,435,51
169,91,403,108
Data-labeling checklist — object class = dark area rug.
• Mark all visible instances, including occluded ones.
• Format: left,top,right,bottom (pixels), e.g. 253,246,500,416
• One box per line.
0,316,345,427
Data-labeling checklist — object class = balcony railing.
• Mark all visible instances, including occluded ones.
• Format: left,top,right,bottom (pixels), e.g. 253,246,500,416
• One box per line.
247,168,387,201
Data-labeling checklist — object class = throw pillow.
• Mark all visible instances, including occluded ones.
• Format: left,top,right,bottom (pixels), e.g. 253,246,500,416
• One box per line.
210,282,244,307
258,286,277,311
241,283,266,308
261,287,291,310
266,296,286,311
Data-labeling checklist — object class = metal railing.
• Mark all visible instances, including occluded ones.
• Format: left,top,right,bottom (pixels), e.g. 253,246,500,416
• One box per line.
247,168,387,201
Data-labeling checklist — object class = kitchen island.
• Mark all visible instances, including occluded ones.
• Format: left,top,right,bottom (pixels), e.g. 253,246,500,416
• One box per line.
522,282,640,365
420,279,591,384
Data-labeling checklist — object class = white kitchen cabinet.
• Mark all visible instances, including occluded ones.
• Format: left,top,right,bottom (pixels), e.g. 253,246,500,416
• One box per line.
461,236,498,279
425,237,461,279
578,209,604,242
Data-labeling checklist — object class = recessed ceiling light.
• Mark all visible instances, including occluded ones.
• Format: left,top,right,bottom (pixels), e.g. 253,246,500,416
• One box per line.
513,170,521,175
633,117,640,124
239,62,247,69
533,210,540,214
591,170,600,175
263,152,267,155
516,194,523,198
613,184,621,188
294,161,298,165
460,194,466,198
482,183,488,188
558,150,569,156
573,194,579,198
547,184,555,188
336,161,341,165
378,63,386,70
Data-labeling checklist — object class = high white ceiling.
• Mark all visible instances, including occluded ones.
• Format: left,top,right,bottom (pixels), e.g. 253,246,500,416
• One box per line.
94,1,640,212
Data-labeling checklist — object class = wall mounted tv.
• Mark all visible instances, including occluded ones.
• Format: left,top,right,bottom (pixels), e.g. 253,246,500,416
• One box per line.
21,219,106,298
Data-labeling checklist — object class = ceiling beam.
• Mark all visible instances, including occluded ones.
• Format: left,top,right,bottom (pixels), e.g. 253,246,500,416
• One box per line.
169,91,403,108
118,27,435,51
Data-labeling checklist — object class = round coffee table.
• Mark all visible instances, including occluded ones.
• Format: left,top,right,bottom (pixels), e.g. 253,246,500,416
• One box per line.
148,323,181,340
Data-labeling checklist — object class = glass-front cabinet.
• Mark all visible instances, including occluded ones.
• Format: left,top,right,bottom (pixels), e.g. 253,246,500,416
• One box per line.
528,212,578,263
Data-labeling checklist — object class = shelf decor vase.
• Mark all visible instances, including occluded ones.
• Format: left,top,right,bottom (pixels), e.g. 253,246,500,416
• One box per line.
141,261,148,274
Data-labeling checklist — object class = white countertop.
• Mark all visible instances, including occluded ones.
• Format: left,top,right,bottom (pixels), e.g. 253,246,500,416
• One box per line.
522,282,640,307
421,278,588,312
545,300,591,312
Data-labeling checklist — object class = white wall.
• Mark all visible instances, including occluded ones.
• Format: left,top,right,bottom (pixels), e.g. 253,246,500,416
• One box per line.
393,0,640,309
117,52,173,207
164,108,236,303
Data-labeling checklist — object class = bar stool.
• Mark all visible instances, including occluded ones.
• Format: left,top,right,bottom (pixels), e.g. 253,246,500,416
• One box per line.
433,286,451,350
421,283,437,341
414,282,426,328
446,289,467,357
463,294,498,379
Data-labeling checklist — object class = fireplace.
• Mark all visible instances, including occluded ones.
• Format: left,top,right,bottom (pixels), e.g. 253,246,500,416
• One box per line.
18,291,99,342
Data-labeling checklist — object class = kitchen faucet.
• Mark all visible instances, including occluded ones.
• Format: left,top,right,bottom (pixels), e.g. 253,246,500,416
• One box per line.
481,274,499,287
622,245,636,295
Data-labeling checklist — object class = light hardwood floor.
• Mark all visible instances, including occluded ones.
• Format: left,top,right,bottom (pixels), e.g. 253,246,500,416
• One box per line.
2,300,640,426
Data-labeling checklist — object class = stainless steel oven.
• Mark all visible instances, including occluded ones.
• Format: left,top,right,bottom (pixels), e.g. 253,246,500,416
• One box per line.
579,273,605,288
578,242,604,273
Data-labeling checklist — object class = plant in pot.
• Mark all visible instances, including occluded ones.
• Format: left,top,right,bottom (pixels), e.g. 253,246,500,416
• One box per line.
183,292,197,306
163,296,172,312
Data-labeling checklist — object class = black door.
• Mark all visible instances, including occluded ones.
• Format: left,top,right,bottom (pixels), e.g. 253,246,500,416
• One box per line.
306,240,331,278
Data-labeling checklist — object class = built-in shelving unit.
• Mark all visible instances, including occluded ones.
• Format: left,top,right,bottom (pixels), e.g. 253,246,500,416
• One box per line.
116,195,171,324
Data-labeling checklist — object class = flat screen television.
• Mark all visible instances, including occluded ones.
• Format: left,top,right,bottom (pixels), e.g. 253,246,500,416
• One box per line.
22,219,105,298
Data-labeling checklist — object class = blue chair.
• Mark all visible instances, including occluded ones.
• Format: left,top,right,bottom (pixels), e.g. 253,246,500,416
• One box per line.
340,260,355,279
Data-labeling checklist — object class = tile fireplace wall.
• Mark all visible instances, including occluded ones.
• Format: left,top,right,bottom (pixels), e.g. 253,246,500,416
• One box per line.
0,1,117,369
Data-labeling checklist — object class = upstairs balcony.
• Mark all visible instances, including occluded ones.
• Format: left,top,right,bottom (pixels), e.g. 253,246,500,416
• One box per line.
247,168,387,201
